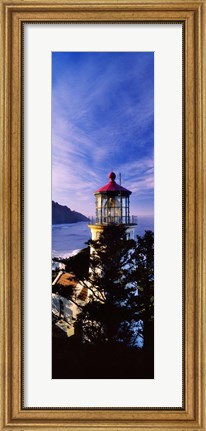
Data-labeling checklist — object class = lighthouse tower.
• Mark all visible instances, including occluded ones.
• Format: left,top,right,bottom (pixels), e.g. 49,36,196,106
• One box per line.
88,172,137,240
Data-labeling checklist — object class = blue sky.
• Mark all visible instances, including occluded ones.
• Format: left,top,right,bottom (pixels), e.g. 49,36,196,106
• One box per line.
52,52,154,216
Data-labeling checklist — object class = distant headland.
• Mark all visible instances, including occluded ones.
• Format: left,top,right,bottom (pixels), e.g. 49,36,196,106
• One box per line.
52,201,89,224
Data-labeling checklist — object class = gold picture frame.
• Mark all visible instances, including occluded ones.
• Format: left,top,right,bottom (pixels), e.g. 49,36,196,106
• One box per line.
0,0,205,429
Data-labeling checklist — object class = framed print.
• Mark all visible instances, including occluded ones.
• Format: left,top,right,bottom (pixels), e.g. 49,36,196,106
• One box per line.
0,0,206,430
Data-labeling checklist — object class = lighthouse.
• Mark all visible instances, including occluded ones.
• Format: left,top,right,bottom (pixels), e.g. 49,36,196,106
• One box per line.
88,172,137,240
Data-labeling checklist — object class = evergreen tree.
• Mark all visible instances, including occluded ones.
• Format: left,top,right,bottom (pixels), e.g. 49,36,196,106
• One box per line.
133,230,154,350
75,225,137,345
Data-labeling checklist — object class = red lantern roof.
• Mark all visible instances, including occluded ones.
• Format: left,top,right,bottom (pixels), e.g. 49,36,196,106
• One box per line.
95,172,131,195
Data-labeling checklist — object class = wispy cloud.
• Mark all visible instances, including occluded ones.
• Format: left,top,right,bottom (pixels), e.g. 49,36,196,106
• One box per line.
52,52,154,216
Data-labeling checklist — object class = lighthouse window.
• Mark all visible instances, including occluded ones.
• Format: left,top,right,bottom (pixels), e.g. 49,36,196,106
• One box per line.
96,195,101,206
114,196,121,207
95,192,130,225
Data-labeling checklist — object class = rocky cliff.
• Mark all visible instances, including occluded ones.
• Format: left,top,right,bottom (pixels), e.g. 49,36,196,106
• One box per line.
52,201,89,224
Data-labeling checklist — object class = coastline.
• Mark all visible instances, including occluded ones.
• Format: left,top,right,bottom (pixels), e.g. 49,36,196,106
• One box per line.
52,216,154,259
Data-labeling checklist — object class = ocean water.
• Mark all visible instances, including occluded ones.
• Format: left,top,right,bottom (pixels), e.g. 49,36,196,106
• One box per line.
52,216,154,259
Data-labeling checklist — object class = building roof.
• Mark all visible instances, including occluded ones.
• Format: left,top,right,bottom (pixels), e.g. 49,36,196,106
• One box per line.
52,271,88,303
56,272,77,288
95,172,131,195
52,271,77,287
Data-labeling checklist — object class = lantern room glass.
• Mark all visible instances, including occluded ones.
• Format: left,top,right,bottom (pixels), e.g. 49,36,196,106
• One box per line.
95,194,130,225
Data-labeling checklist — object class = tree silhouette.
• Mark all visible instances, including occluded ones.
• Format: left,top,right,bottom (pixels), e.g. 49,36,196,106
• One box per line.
52,227,154,351
132,230,154,350
52,228,154,378
75,225,137,345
